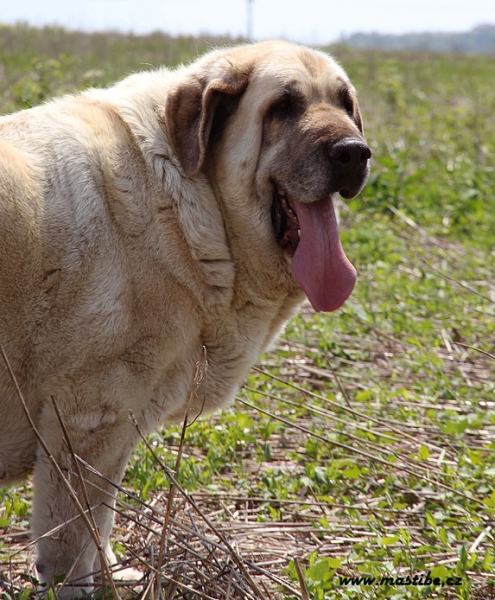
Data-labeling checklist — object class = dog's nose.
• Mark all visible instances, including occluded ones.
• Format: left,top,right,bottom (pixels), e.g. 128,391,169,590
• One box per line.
329,137,371,199
329,137,371,167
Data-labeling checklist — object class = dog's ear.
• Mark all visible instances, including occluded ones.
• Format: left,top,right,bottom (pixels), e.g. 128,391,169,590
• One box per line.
165,71,250,177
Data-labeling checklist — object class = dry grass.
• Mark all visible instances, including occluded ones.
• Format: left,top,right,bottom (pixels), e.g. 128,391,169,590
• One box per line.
1,219,494,600
2,308,494,598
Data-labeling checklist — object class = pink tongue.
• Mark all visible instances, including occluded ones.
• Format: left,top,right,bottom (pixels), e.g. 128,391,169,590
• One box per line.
291,197,356,312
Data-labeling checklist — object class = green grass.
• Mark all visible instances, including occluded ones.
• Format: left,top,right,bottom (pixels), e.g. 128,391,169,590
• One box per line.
0,25,494,599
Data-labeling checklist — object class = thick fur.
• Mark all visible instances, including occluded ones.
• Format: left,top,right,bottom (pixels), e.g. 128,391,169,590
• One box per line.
0,41,367,596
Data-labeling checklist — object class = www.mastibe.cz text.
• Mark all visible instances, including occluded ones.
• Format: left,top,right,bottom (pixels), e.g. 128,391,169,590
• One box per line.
339,572,463,587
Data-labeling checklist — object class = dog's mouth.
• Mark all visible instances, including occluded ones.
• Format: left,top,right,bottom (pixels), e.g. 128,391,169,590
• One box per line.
271,186,301,254
271,183,356,313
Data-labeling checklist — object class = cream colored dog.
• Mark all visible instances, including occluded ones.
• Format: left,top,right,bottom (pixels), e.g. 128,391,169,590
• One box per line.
0,41,370,596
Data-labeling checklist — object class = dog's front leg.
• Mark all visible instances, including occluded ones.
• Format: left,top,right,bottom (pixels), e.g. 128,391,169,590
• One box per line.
31,391,139,599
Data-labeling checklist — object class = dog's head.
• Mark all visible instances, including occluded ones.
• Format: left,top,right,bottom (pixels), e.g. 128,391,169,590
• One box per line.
165,41,370,312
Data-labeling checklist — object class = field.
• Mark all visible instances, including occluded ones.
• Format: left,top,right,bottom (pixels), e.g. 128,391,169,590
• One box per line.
0,24,494,600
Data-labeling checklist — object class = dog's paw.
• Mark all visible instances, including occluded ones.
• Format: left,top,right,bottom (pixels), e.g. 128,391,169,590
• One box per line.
111,565,143,582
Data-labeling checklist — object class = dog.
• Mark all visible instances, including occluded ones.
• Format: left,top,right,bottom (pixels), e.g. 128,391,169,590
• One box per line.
0,40,370,596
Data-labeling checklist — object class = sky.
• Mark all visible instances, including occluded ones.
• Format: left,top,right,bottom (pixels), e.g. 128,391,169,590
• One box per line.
1,0,494,45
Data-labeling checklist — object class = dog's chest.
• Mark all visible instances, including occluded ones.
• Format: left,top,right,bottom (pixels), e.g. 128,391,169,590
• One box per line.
139,298,294,428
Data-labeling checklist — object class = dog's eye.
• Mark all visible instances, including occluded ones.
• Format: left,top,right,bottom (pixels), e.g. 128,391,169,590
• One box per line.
340,87,355,118
268,90,305,120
